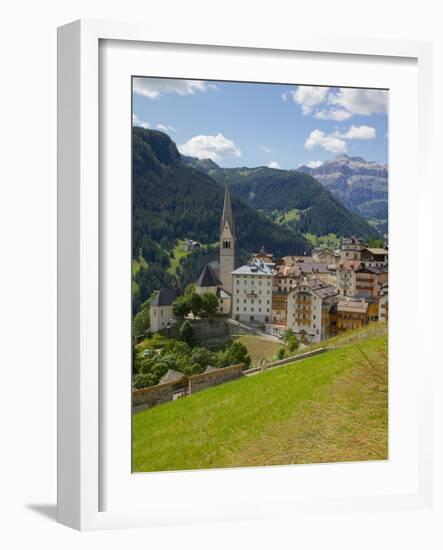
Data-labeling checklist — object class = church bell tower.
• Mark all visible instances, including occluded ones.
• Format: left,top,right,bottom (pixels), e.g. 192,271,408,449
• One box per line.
219,184,235,294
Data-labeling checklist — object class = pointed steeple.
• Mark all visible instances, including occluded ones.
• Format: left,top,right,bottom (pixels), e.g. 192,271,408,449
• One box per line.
220,183,234,234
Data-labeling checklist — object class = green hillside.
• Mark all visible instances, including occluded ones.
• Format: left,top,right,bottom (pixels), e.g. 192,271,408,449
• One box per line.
132,128,311,311
132,324,388,472
184,159,380,241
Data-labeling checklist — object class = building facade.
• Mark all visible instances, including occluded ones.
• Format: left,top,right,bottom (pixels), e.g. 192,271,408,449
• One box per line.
336,298,369,332
339,236,365,262
149,288,180,333
286,278,338,343
232,262,273,323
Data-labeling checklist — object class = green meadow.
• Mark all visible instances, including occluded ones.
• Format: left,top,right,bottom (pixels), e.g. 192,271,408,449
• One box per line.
132,324,388,472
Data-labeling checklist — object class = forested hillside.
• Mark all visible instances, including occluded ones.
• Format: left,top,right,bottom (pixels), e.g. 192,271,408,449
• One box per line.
183,159,380,240
132,128,311,312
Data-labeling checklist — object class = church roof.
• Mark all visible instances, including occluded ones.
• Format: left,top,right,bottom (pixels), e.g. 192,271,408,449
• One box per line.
220,183,235,234
196,264,221,288
151,287,180,307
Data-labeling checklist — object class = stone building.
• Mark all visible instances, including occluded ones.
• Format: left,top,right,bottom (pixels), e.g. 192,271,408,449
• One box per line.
219,184,235,295
149,288,180,333
339,236,365,262
195,184,235,315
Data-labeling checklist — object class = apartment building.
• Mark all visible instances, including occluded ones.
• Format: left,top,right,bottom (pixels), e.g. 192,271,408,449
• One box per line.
232,261,274,323
287,278,338,343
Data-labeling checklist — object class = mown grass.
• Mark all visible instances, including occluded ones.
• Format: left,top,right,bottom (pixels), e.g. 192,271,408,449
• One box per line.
135,333,171,356
132,325,388,472
232,334,282,364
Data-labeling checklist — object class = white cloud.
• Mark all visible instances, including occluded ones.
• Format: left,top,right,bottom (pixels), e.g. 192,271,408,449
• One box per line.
289,86,330,115
328,88,388,116
306,160,324,169
133,77,213,99
268,161,280,169
132,113,150,129
304,130,347,154
261,145,271,153
288,85,388,120
178,133,241,161
314,108,352,121
156,123,177,132
335,125,376,140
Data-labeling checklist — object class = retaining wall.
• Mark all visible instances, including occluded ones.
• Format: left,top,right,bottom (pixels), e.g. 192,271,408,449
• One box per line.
132,380,185,412
188,363,245,395
243,347,327,375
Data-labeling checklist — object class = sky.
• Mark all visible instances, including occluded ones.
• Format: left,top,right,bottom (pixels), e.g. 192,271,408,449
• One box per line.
132,77,388,170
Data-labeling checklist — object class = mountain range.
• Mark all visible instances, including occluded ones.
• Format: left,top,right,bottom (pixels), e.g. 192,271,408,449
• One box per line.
183,156,380,241
297,155,388,236
133,128,381,312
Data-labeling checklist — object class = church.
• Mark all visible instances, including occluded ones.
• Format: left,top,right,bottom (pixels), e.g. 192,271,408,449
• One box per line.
195,184,235,315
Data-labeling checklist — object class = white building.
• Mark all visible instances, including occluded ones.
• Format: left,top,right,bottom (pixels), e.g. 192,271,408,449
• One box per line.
232,261,274,324
287,278,338,343
149,288,180,333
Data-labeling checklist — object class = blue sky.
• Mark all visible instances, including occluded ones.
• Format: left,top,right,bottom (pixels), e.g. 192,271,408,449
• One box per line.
132,78,388,169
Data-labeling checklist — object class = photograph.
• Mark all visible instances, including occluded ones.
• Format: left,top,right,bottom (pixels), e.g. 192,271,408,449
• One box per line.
131,77,389,473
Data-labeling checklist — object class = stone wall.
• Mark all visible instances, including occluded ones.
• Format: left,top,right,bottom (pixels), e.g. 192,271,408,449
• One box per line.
243,347,327,374
191,318,229,341
132,380,185,412
188,363,245,395
133,363,245,412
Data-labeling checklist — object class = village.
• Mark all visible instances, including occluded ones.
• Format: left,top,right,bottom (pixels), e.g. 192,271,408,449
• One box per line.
133,185,389,411
150,184,389,345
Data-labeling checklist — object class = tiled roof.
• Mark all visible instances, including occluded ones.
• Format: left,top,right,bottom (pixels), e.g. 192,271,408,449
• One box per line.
289,278,338,299
196,264,222,287
337,299,368,313
232,261,274,276
151,288,180,307
159,369,186,385
216,287,231,298
365,247,388,255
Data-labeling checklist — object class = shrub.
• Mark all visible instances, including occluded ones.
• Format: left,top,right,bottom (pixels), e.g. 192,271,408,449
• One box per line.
133,372,157,389
277,347,286,360
179,320,194,344
225,341,251,367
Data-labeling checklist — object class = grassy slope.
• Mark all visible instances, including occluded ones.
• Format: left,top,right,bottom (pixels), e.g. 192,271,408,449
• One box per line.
232,334,282,364
132,324,388,472
167,239,190,276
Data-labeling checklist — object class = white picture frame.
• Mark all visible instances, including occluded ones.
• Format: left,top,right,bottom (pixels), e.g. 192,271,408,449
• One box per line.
57,19,435,531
